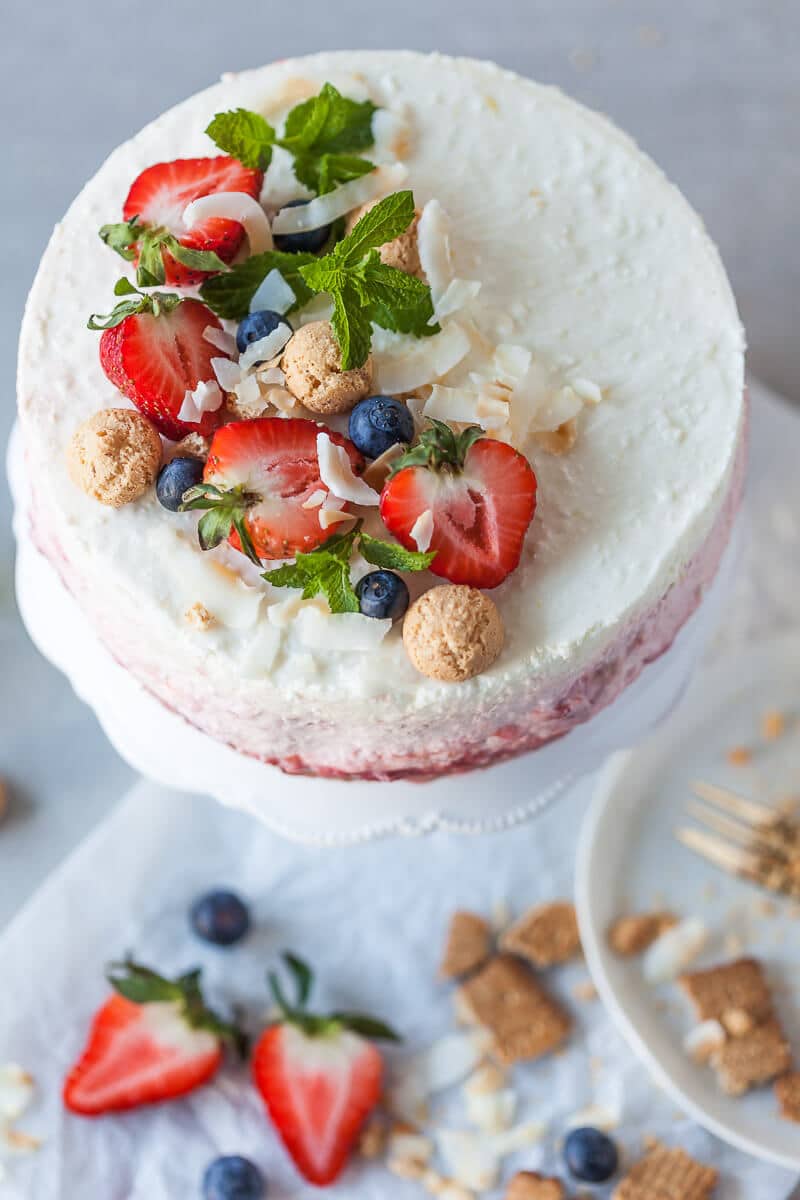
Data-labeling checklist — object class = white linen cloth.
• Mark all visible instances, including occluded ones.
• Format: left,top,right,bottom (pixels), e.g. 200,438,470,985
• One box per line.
1,385,799,1200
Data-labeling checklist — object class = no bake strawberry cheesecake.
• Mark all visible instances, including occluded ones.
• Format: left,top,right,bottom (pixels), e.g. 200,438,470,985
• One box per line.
16,52,745,781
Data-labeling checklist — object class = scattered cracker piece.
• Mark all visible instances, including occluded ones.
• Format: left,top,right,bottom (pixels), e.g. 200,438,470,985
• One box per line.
506,1172,565,1200
713,1017,792,1096
403,586,504,682
613,1145,717,1200
500,901,581,967
727,746,752,766
68,408,162,507
761,710,786,741
678,958,773,1024
185,602,215,631
358,1114,386,1159
440,911,493,979
457,954,571,1065
608,912,678,957
775,1071,800,1123
721,1006,755,1037
572,979,598,1003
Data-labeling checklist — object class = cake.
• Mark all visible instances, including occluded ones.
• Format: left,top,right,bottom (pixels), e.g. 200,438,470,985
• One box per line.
16,51,745,782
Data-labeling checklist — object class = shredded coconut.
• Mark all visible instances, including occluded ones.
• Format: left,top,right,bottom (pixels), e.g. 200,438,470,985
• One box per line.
238,323,293,370
409,509,434,552
202,325,237,357
316,432,380,506
177,379,223,424
271,164,408,234
182,191,273,253
250,268,296,315
373,322,471,394
417,199,454,303
211,356,243,392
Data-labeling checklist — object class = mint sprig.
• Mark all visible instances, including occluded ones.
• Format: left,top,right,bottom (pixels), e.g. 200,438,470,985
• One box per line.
87,277,183,330
199,250,316,320
262,521,435,613
99,219,227,287
205,108,276,171
299,191,439,369
206,83,377,197
180,482,262,567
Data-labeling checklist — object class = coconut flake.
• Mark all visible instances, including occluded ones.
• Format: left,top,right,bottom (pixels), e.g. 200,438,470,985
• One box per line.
409,509,434,553
211,356,243,391
643,917,709,984
0,1067,34,1123
203,325,238,357
494,343,533,384
250,268,296,315
316,432,380,506
684,1019,726,1063
234,372,262,409
436,1131,499,1191
390,1030,491,1121
435,278,481,321
177,379,223,424
319,506,354,530
302,489,327,509
569,377,603,405
239,323,292,370
423,385,482,426
265,385,298,413
256,366,286,387
373,322,471,395
417,199,454,304
387,1128,434,1166
271,164,408,234
182,191,273,253
528,385,584,435
295,607,391,652
465,1088,516,1133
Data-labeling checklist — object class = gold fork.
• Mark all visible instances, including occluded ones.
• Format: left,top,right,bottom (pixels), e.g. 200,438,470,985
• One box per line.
676,780,800,898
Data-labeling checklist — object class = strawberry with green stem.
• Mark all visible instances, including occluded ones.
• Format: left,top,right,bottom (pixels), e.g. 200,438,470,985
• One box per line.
253,953,399,1186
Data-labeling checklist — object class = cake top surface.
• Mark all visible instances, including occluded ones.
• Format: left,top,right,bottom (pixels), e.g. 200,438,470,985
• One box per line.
18,51,745,705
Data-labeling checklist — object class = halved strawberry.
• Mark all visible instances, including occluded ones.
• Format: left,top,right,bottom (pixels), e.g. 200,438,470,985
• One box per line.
182,418,365,563
99,297,229,441
120,157,263,286
252,954,398,1186
379,420,537,589
63,961,241,1116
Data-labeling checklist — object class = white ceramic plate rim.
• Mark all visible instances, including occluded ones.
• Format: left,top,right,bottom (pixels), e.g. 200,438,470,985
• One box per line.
576,632,800,1171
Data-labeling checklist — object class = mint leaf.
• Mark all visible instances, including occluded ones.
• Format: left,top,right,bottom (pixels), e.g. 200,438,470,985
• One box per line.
206,108,276,171
200,250,316,320
298,192,439,368
279,82,377,194
358,531,436,571
262,525,360,613
99,217,143,261
87,279,182,330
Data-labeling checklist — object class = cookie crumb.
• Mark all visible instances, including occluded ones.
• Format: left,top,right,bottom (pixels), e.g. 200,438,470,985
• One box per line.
167,432,211,461
501,901,581,967
775,1071,800,1123
505,1172,564,1200
68,408,162,507
440,911,493,979
572,978,598,1003
185,602,215,631
727,746,752,766
403,586,504,682
608,912,678,957
761,709,786,741
358,1115,386,1158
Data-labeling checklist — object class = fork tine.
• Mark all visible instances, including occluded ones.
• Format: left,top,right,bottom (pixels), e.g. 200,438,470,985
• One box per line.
685,801,791,856
690,780,779,827
675,826,763,880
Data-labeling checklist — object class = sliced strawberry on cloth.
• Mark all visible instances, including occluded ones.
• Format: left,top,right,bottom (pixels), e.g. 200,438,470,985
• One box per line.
97,289,230,441
380,419,537,589
252,953,399,1186
63,960,243,1116
100,157,263,286
181,418,365,564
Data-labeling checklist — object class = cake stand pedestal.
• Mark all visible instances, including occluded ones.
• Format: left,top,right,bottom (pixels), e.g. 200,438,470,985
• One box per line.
8,423,738,844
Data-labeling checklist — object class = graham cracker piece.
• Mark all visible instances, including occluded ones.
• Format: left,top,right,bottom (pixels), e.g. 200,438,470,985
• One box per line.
712,1017,792,1096
505,1171,565,1200
456,954,571,1065
500,901,581,967
678,958,774,1024
440,911,493,979
613,1145,717,1200
608,912,678,957
775,1071,800,1123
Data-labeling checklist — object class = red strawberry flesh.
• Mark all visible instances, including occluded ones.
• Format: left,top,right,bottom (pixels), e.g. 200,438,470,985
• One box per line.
380,436,537,589
204,418,365,560
63,995,222,1116
99,298,228,441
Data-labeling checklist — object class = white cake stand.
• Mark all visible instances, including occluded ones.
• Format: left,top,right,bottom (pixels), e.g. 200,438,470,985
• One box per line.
8,424,739,844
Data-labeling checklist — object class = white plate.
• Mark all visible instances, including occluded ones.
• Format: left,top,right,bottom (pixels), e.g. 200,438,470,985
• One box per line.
577,633,800,1170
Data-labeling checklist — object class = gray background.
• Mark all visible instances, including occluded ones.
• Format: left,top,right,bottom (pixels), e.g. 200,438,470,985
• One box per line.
1,2,798,912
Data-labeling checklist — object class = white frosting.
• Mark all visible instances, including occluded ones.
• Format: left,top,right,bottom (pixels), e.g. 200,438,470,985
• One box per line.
17,51,744,716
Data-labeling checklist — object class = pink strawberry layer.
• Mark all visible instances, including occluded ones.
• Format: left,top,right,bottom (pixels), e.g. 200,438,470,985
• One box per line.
25,432,745,784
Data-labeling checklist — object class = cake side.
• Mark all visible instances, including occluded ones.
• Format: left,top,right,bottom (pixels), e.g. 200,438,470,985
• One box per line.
16,52,745,780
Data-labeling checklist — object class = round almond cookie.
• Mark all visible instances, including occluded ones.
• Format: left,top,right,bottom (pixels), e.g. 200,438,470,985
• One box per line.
17,51,745,782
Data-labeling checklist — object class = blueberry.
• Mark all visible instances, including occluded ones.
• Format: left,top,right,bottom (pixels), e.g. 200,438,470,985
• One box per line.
356,571,409,621
272,199,331,254
235,310,290,355
348,395,415,459
156,456,205,512
190,890,251,947
202,1155,264,1200
564,1127,619,1183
